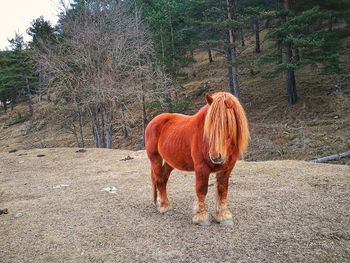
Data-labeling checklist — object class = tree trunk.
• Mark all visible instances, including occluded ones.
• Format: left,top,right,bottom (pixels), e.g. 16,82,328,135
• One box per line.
283,0,297,105
294,47,300,62
254,16,261,53
276,0,281,10
226,0,239,98
226,47,239,97
141,93,147,147
89,107,103,148
2,100,7,113
310,151,350,163
282,41,297,106
160,29,165,61
120,104,128,139
100,110,106,147
114,97,128,138
283,0,289,10
38,63,44,102
328,16,333,32
103,108,113,149
75,99,84,148
286,66,297,105
25,77,33,116
240,26,245,47
208,48,213,63
92,122,101,147
169,14,176,67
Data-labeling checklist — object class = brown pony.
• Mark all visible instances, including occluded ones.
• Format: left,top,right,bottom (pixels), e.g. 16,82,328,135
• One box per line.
145,92,249,226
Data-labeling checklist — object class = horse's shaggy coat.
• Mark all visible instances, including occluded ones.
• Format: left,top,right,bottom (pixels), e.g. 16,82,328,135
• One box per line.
145,92,249,225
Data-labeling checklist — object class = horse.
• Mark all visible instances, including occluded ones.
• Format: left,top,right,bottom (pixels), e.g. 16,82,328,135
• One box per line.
145,92,249,226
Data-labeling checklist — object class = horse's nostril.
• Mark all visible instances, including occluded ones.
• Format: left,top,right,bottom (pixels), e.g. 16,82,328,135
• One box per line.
209,153,224,164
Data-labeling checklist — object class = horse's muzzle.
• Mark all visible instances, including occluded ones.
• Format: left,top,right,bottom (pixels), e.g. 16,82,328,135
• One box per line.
210,153,225,165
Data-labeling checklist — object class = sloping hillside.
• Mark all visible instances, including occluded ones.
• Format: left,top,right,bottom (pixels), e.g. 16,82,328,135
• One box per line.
1,148,349,262
0,31,349,164
176,33,350,164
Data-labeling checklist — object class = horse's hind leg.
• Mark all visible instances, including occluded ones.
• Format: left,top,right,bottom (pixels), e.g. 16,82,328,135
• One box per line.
149,153,173,213
151,169,157,205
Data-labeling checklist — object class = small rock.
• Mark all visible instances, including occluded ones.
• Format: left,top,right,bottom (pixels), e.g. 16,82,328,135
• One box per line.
53,184,70,189
9,149,17,153
101,186,117,194
76,149,86,153
120,155,134,161
37,154,45,157
0,208,8,215
15,212,23,218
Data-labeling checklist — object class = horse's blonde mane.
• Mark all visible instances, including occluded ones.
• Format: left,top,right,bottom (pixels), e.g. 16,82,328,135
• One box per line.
204,92,249,158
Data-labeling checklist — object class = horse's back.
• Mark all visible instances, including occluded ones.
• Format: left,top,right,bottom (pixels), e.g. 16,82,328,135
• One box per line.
145,113,186,153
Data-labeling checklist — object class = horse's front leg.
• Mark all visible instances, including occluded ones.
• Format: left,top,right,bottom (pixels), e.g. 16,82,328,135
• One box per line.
215,168,234,226
193,166,210,226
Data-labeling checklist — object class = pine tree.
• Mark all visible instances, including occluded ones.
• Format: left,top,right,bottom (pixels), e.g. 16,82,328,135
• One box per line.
27,16,56,49
260,2,346,105
0,52,19,111
0,34,37,114
27,17,57,99
136,0,194,72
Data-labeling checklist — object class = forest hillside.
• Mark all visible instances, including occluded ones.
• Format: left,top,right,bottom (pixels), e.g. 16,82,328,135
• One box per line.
1,35,349,163
0,0,349,164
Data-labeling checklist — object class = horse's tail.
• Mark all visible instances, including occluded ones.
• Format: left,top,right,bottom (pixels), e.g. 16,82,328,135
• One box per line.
232,96,250,156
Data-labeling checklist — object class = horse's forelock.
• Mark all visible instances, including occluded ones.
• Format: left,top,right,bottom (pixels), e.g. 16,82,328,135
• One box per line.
204,93,237,157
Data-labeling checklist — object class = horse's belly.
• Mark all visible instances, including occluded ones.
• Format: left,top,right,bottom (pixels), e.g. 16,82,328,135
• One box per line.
163,154,194,171
158,137,194,171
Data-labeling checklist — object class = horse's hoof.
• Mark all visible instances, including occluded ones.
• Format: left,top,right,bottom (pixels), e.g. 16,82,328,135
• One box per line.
192,213,210,226
159,205,172,214
214,209,233,225
218,220,233,227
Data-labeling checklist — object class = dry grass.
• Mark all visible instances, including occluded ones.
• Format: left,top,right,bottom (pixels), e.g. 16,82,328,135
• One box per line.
0,148,349,262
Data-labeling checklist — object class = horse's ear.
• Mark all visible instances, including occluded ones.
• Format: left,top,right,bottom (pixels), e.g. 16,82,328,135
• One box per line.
224,98,234,109
205,94,213,105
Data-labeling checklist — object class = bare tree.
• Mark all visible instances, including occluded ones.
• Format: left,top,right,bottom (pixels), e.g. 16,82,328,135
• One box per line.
35,0,165,148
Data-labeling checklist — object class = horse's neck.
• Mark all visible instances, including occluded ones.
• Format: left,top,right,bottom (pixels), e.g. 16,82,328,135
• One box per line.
194,105,209,124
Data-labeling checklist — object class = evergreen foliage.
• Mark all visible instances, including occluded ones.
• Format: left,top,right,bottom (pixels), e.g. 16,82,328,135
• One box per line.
3,0,348,111
134,0,349,104
27,16,57,49
262,7,344,78
0,35,37,111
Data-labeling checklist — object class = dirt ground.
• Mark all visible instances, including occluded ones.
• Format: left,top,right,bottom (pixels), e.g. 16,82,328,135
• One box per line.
0,148,349,263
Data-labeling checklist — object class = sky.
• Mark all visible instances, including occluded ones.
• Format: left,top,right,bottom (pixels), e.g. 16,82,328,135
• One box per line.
0,0,70,50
